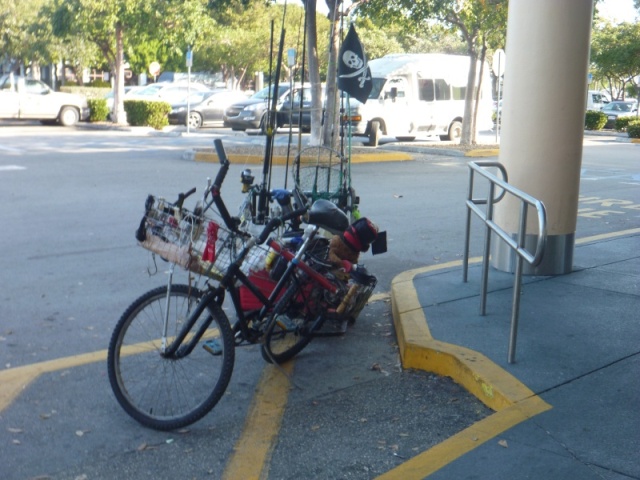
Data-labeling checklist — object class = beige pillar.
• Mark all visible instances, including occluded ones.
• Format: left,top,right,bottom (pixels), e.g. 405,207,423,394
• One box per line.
492,0,594,275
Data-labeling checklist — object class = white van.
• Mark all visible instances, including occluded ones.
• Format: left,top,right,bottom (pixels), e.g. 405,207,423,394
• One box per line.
344,53,494,146
586,90,606,111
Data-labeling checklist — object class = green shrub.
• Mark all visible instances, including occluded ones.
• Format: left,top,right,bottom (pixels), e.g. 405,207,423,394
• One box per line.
627,121,640,139
615,115,639,132
124,100,171,130
585,110,607,130
87,98,109,122
89,79,111,88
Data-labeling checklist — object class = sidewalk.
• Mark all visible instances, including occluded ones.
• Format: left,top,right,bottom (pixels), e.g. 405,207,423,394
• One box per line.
389,230,640,479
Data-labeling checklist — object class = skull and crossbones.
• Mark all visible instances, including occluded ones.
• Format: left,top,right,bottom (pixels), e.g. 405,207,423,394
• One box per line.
341,50,370,87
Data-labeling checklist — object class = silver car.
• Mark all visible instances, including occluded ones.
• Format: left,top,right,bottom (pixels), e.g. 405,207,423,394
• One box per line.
601,100,638,129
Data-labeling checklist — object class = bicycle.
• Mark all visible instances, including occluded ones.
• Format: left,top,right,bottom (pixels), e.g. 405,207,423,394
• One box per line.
107,140,377,431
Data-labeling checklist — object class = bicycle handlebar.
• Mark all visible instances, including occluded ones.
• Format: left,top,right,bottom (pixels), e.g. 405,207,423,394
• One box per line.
256,206,308,245
210,139,239,232
213,139,230,188
174,187,197,210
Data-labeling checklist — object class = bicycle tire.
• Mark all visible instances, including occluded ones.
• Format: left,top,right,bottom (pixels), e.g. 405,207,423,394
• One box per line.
107,284,235,430
260,280,326,364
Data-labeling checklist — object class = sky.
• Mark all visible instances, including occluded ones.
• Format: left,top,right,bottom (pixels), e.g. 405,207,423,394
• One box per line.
598,0,638,23
286,0,638,22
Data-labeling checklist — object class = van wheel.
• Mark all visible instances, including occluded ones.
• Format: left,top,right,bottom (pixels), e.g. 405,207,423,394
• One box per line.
59,107,80,127
440,121,462,142
366,121,381,147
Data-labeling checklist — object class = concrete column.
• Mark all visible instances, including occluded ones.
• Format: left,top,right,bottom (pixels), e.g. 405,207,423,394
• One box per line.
492,0,594,275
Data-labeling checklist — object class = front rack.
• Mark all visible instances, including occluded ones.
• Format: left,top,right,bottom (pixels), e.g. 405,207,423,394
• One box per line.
136,195,267,280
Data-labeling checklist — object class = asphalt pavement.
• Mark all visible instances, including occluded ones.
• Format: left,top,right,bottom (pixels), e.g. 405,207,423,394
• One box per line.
1,124,638,479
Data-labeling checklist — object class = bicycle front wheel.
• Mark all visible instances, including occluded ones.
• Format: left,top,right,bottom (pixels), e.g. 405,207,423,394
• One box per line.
107,284,235,430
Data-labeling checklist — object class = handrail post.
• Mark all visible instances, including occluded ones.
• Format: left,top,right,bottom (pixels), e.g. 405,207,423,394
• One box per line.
479,182,495,316
508,202,528,364
462,168,474,283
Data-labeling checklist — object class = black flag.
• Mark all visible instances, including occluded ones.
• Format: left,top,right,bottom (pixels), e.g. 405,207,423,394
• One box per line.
338,24,372,104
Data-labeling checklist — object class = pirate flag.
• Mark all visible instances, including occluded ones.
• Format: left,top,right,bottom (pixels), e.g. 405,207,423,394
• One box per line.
338,24,372,104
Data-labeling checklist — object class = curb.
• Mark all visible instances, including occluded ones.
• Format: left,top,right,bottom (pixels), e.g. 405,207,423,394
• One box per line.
189,149,414,164
382,259,551,478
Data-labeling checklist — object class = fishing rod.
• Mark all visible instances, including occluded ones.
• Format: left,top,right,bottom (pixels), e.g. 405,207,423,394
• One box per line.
258,4,287,223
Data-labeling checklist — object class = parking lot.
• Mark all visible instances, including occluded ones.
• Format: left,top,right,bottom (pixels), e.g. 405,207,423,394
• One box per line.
0,125,637,479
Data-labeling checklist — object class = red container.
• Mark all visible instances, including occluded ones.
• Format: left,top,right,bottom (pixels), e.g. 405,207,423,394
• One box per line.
239,270,280,311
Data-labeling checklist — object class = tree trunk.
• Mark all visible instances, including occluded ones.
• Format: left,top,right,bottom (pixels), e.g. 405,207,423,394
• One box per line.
112,23,127,125
305,1,323,146
461,48,478,145
471,40,488,145
322,0,341,150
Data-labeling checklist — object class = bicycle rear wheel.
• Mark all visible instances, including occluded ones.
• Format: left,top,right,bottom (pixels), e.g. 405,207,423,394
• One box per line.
261,280,326,364
108,284,235,430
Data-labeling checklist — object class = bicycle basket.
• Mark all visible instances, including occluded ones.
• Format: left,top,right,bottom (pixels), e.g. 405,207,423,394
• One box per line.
136,195,245,280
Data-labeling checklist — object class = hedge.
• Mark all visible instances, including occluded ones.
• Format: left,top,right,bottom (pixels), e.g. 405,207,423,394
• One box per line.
615,115,640,132
124,100,171,130
627,121,640,139
87,98,109,122
585,110,607,130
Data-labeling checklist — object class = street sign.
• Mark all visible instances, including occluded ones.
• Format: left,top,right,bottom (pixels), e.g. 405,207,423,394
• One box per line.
149,61,161,77
186,49,193,68
492,49,506,77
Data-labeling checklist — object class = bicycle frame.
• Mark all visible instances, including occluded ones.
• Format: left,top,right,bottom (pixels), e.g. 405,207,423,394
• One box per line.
162,223,338,358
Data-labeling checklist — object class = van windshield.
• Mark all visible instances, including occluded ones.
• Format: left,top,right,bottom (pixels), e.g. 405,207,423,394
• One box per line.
368,78,386,99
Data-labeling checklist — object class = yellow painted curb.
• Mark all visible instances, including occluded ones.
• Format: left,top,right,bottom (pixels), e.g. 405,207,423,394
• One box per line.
390,261,541,412
193,151,412,164
379,258,552,479
465,149,500,157
630,138,640,144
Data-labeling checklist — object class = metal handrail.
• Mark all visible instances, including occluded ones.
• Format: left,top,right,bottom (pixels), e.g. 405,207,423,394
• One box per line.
463,160,547,363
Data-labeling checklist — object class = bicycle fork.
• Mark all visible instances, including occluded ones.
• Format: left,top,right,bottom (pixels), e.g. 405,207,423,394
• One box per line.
159,264,219,359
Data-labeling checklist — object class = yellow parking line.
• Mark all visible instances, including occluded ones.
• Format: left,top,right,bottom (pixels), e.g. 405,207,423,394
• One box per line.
222,362,294,480
0,350,107,412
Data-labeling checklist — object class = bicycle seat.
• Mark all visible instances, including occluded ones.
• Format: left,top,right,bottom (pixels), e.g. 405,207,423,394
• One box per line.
307,199,349,234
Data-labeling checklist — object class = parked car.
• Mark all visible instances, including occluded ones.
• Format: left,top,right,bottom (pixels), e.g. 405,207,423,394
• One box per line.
0,74,89,126
601,100,638,129
126,82,211,105
168,89,248,129
276,86,316,132
104,86,145,111
223,84,292,133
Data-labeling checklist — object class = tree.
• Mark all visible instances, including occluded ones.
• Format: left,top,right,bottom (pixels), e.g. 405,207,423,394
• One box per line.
358,0,508,145
52,0,215,124
1,0,58,74
591,21,640,100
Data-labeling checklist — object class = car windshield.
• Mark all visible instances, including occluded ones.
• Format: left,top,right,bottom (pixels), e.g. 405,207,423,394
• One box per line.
136,85,162,96
604,102,635,112
251,85,289,100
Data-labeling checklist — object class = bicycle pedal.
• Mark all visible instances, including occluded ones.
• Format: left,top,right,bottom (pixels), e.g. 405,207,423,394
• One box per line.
276,315,296,331
203,339,223,356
